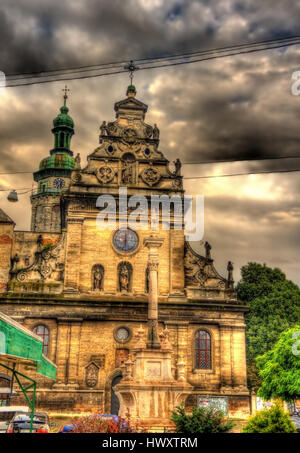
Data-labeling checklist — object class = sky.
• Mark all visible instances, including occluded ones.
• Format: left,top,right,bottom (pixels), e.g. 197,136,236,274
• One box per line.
0,0,300,285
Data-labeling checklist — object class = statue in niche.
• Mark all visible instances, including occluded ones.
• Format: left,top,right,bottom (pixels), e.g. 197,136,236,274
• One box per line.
153,124,160,139
118,262,132,292
204,241,212,260
121,153,136,184
92,264,104,291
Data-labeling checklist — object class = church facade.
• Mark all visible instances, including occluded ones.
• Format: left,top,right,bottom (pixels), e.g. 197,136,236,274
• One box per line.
0,85,250,417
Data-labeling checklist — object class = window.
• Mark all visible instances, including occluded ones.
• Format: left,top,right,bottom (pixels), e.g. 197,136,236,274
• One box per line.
33,325,49,355
195,330,211,370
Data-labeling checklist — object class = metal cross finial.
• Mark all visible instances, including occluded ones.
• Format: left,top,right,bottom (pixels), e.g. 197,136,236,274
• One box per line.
124,60,139,85
62,85,70,100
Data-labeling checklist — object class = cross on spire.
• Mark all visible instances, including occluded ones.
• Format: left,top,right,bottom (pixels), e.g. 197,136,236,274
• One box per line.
62,85,70,106
124,60,139,85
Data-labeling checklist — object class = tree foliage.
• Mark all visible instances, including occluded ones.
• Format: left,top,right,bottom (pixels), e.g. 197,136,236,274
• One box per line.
242,401,297,433
171,405,234,433
236,263,300,390
256,326,300,402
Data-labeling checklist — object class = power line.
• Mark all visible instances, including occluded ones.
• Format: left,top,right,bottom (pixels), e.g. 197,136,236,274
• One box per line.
5,34,300,81
184,168,300,179
5,37,300,87
182,155,300,165
1,155,300,176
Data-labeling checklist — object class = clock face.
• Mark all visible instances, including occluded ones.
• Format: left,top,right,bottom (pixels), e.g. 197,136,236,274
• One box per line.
53,178,65,189
113,229,139,253
116,327,130,341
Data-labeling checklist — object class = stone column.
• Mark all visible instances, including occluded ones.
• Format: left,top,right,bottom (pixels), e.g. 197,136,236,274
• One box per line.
67,320,82,387
64,218,83,292
143,236,164,349
232,326,248,390
53,320,69,386
220,324,233,391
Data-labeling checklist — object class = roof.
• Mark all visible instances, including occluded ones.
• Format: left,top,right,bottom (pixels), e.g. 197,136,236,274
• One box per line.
0,209,15,225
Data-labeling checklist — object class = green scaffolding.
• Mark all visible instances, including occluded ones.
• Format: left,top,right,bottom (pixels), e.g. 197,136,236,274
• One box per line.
0,362,36,433
0,312,57,433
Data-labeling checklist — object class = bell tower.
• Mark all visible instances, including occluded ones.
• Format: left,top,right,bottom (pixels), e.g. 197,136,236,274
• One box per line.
31,87,75,232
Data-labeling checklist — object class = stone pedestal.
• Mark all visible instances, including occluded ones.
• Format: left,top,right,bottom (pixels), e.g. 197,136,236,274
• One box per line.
114,324,192,430
114,346,192,430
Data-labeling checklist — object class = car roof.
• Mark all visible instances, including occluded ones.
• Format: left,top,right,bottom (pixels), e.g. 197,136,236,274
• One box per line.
0,406,29,412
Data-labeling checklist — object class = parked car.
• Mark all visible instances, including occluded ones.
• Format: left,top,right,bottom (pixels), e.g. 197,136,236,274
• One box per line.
291,415,300,433
7,411,50,433
0,406,29,433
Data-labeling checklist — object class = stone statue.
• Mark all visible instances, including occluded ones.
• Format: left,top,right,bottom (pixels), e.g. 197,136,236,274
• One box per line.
159,327,172,350
174,158,181,176
100,121,107,136
37,234,43,251
227,261,234,282
204,241,212,260
93,265,104,291
75,153,81,170
10,253,20,272
153,124,160,140
121,160,134,184
119,262,132,292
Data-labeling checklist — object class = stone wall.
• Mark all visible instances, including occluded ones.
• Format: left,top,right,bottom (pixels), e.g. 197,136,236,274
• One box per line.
0,297,249,416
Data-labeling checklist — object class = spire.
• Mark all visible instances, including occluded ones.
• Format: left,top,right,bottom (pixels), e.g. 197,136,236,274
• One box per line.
51,86,74,155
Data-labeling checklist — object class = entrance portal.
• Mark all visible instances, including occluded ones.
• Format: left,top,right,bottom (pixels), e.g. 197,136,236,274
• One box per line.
110,375,122,415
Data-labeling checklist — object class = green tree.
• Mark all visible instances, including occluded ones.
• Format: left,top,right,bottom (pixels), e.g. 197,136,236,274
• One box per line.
256,326,300,402
171,405,234,433
236,263,300,390
242,401,297,433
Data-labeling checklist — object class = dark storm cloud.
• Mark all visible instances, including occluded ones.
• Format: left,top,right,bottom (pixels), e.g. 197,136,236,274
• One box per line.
0,0,300,284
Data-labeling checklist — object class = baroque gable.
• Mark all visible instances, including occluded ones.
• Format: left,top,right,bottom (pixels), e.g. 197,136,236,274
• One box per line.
184,241,237,301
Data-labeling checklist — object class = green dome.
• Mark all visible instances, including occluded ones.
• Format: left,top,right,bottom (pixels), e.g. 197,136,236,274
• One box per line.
39,152,75,171
53,105,74,129
126,84,136,96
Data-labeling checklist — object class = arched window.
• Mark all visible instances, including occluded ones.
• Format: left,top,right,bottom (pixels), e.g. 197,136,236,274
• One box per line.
195,330,211,370
33,325,49,356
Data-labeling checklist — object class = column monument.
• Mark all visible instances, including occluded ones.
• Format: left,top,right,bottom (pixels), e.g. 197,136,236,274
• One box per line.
114,235,192,431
